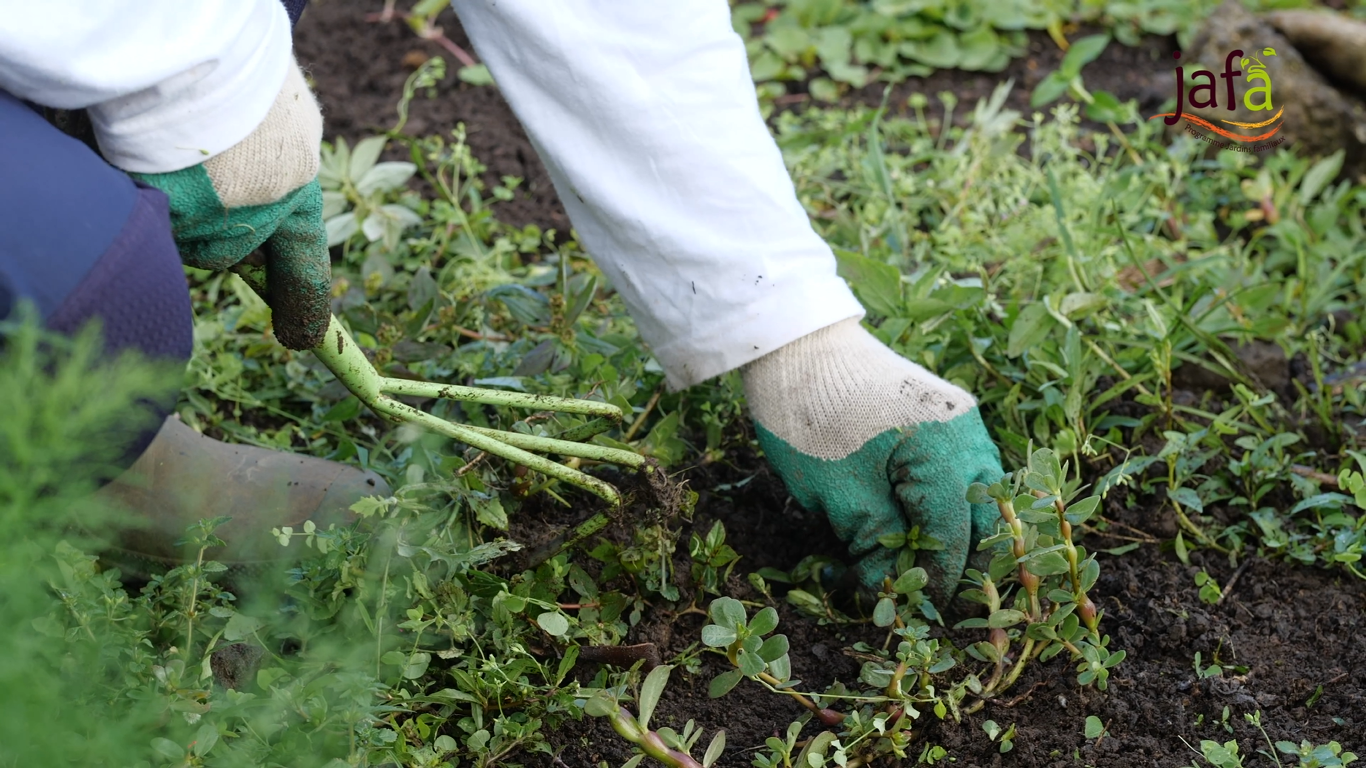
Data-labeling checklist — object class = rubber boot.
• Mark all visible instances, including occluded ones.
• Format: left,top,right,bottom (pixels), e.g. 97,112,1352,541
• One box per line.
96,415,390,576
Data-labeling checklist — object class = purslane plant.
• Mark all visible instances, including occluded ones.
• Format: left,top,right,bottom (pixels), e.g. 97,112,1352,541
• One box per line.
701,597,843,725
714,449,1125,766
959,447,1124,698
584,665,726,768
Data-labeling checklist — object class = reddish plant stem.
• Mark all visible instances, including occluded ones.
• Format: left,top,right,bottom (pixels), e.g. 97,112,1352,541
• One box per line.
364,11,481,69
608,709,703,768
755,670,845,725
997,497,1041,620
1042,492,1099,635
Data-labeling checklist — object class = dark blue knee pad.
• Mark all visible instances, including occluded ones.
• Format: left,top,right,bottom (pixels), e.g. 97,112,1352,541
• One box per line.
1,90,195,463
0,90,194,365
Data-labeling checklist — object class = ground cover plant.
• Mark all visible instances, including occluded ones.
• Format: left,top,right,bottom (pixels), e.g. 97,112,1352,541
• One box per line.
3,2,1366,766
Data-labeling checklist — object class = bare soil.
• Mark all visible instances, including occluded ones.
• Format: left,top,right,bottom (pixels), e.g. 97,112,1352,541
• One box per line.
294,6,1365,766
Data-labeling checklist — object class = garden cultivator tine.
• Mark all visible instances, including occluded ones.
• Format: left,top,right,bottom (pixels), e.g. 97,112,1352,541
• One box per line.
231,263,645,506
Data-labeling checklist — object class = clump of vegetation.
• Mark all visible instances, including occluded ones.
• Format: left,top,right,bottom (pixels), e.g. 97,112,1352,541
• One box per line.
694,449,1122,767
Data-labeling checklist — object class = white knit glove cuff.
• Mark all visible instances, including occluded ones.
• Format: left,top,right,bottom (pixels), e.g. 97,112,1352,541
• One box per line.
741,318,978,460
203,59,322,207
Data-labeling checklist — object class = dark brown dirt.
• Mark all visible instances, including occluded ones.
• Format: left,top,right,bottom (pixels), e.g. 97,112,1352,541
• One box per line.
293,2,568,233
291,6,1364,766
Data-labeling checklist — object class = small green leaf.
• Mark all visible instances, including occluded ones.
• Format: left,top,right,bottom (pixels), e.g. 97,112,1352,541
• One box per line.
873,597,898,627
1026,622,1058,642
1084,715,1105,739
1030,70,1071,108
458,63,494,85
709,668,744,698
322,395,362,423
766,653,792,682
893,567,929,595
738,648,766,677
192,724,219,757
223,612,263,642
471,493,508,530
357,161,417,197
1024,551,1071,576
703,730,727,768
584,692,617,717
701,624,738,647
537,611,570,637
758,634,790,663
1299,148,1346,207
966,483,993,505
900,30,960,69
809,77,840,103
1008,302,1056,356
638,664,672,731
348,135,387,183
878,532,907,549
1066,495,1101,525
1085,90,1125,123
1080,558,1101,592
709,597,747,630
988,609,1027,628
1170,486,1203,514
403,652,431,679
958,26,1000,70
748,606,780,636
150,738,185,760
834,249,903,318
1059,34,1109,78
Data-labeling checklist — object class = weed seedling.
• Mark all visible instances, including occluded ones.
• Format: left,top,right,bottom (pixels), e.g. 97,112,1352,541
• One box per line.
584,665,725,768
961,448,1125,699
689,520,741,602
700,597,839,724
1276,739,1359,768
982,720,1016,754
1243,710,1360,768
1195,570,1222,604
1181,736,1247,768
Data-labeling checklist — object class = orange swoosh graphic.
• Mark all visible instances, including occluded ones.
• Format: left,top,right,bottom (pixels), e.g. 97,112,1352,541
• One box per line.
1147,112,1283,142
1218,106,1284,128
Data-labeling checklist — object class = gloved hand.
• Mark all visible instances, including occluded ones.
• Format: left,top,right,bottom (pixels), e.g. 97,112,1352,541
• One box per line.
742,317,1005,604
126,60,330,350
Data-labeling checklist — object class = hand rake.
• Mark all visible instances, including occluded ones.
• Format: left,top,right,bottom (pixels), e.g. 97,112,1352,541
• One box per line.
230,262,648,507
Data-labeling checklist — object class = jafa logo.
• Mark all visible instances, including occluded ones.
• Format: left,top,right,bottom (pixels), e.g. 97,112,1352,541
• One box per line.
1149,48,1287,152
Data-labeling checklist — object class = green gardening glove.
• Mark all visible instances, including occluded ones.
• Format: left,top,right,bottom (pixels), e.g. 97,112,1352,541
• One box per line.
742,318,1006,604
127,60,331,351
